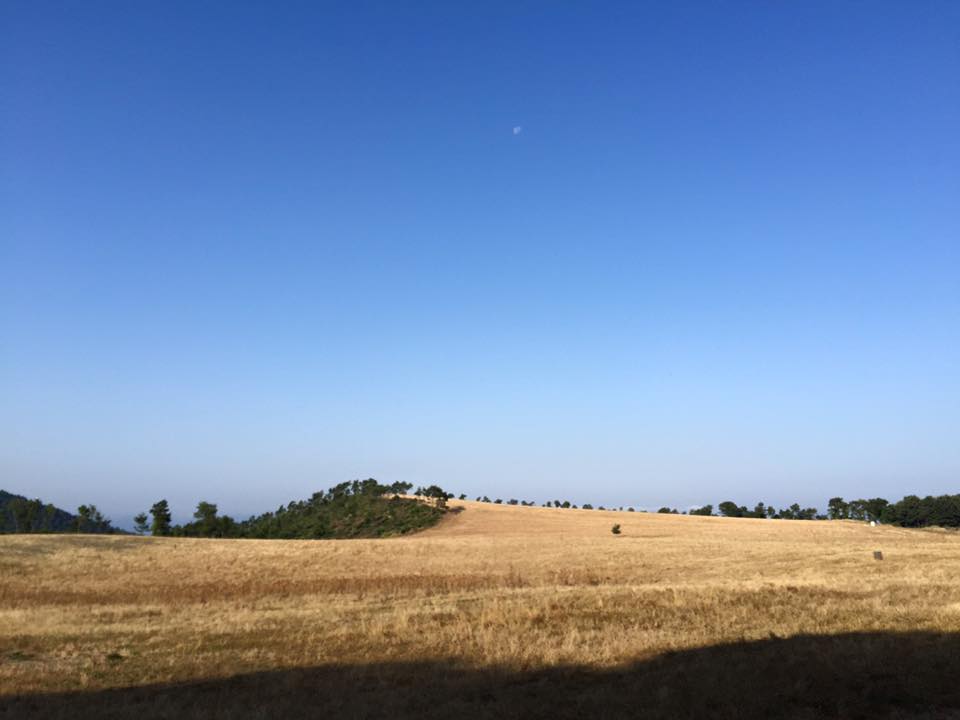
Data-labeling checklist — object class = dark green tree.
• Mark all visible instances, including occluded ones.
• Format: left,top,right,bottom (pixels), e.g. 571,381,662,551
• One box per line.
718,501,744,518
862,498,889,522
827,497,849,520
389,481,413,495
133,512,149,534
150,500,172,536
194,501,219,536
847,500,867,520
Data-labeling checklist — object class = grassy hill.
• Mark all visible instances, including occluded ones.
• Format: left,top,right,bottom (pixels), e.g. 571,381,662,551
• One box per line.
3,500,960,718
171,480,447,539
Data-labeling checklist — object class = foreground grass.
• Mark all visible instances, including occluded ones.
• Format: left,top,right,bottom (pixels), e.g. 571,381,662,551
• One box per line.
3,501,960,717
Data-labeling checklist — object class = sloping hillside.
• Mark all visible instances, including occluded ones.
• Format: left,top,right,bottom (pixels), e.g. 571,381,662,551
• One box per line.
0,490,76,533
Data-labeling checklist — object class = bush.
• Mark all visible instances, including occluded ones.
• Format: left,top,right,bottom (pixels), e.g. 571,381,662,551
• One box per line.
611,524,621,535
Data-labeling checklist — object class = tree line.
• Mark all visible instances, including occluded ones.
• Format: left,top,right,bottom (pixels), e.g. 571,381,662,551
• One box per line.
828,495,960,527
6,485,960,534
0,491,116,534
138,479,446,539
467,493,960,528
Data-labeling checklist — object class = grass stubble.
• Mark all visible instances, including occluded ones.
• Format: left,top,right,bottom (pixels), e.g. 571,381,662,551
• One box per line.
2,500,960,718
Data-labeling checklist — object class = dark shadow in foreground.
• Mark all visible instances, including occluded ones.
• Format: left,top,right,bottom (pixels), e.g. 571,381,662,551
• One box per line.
4,632,960,719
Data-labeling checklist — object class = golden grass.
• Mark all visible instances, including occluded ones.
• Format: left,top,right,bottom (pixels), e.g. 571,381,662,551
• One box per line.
3,501,960,717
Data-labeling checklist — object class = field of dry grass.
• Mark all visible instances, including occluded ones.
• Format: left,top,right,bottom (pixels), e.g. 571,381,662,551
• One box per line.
3,500,960,718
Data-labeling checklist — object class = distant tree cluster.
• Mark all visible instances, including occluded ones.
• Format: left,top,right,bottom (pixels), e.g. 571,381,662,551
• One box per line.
137,479,449,540
827,497,889,522
1,491,116,534
829,495,960,528
74,505,115,533
713,501,820,520
413,485,452,508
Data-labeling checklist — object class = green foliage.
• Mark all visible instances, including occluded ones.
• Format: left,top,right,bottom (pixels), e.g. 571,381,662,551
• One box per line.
690,504,714,516
883,494,960,528
74,504,113,533
172,501,237,538
827,497,849,520
149,500,173,536
713,500,818,520
0,491,80,533
416,485,451,501
611,523,621,535
133,512,149,535
172,479,446,539
718,501,746,518
775,503,818,520
839,498,890,522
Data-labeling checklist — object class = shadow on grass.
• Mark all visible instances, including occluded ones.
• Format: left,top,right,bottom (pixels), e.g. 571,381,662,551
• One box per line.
3,632,960,719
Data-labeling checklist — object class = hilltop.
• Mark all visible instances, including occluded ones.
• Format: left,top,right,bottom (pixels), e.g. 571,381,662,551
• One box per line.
165,480,448,539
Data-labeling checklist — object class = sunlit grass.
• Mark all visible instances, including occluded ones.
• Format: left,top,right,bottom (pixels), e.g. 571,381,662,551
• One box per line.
3,500,959,697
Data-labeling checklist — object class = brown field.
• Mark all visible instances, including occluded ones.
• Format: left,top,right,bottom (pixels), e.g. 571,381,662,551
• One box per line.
3,500,960,719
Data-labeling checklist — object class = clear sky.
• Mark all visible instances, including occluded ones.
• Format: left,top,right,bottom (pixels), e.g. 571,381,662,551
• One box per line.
2,1,958,526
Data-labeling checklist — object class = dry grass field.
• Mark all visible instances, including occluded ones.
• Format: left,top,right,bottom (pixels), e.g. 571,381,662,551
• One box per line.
3,500,960,719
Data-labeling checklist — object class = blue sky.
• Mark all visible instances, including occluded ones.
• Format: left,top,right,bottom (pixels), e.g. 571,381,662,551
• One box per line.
2,1,958,525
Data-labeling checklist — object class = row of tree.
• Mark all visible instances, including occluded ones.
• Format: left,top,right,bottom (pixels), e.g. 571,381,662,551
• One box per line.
466,495,823,519
712,501,820,520
472,496,639,511
827,497,890,521
828,495,960,527
461,494,960,527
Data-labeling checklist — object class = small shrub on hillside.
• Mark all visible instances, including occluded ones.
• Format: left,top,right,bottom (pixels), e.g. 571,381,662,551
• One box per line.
611,524,621,535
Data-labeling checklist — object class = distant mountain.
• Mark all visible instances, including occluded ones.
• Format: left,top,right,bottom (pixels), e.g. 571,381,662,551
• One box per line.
0,490,115,533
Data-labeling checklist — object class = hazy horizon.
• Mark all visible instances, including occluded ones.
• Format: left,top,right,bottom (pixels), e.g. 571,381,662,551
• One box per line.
2,2,958,527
